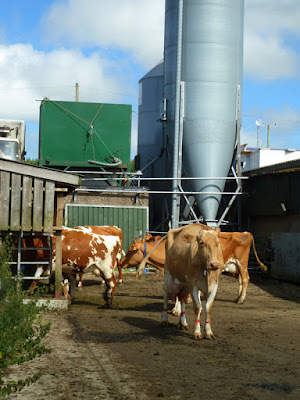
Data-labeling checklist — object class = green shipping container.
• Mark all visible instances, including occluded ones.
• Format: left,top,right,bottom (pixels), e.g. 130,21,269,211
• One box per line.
39,99,131,168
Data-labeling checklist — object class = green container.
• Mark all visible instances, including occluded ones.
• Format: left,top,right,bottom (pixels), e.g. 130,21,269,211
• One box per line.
39,99,131,168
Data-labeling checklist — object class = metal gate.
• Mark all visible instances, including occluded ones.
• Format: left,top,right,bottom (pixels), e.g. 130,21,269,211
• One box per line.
65,204,149,251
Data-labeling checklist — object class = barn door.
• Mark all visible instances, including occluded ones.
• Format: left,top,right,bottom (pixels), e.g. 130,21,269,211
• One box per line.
65,204,148,251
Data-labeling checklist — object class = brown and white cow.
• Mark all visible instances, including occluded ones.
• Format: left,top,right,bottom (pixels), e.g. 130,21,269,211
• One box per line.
134,225,267,305
29,227,122,305
75,226,124,288
138,224,223,339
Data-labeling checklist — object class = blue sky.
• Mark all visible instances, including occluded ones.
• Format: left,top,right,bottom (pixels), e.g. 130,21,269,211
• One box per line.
1,0,300,160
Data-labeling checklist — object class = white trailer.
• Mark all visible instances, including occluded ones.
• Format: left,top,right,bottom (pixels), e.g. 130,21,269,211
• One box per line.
0,119,25,161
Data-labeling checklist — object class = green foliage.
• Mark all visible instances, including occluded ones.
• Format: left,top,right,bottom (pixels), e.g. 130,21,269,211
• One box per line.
0,237,51,398
130,159,136,172
25,158,39,165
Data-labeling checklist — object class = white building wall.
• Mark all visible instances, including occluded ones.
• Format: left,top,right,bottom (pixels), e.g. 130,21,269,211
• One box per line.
241,148,300,171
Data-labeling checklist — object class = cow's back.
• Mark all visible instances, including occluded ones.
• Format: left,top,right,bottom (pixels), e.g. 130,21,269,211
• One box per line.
75,226,123,244
219,231,253,263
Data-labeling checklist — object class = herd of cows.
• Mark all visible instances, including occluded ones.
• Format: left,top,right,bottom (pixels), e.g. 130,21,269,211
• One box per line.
18,223,267,340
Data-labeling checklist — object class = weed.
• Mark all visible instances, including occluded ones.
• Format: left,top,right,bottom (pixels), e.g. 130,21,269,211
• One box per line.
0,236,51,398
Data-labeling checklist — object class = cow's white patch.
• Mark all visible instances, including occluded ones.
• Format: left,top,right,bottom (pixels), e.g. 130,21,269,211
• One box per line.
34,266,44,279
206,283,218,311
223,258,240,274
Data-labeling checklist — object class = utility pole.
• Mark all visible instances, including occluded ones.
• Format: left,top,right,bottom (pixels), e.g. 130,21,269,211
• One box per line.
75,82,79,102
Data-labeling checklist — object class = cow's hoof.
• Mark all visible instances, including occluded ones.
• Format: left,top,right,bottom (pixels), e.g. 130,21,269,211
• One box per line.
118,279,123,285
194,332,203,340
235,297,244,304
161,321,168,327
205,333,215,340
178,323,189,331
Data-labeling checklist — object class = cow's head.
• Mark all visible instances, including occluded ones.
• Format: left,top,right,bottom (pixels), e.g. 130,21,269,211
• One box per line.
196,228,223,270
120,240,143,268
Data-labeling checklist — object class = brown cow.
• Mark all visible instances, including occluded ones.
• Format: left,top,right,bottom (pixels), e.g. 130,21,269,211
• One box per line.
133,225,267,305
120,237,165,275
75,226,124,288
27,227,122,305
138,224,224,339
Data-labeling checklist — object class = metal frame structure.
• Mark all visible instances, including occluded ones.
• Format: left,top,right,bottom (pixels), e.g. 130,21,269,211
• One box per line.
4,231,52,282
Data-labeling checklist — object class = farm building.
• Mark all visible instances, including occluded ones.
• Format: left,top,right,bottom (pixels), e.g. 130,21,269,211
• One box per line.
0,157,81,298
220,155,300,283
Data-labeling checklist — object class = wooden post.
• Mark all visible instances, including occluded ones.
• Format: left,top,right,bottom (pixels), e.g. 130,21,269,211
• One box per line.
76,82,79,102
55,192,64,299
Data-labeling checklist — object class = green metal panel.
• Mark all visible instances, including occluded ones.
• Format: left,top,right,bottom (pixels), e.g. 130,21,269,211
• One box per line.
65,204,148,251
39,100,131,168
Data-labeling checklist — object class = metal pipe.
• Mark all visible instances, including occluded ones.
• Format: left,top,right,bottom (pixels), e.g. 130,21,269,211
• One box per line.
81,176,247,181
87,159,122,167
75,187,243,195
171,0,183,229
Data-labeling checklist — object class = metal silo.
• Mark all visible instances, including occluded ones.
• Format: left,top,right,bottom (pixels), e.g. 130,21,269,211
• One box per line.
138,61,165,176
138,61,169,229
164,0,244,224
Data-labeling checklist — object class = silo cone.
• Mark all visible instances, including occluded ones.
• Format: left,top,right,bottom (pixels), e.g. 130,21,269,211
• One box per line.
165,0,244,223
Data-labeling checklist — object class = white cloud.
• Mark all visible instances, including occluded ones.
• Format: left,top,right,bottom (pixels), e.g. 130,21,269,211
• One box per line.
244,33,299,80
0,44,137,121
245,0,300,36
42,0,165,69
0,44,138,158
244,0,300,80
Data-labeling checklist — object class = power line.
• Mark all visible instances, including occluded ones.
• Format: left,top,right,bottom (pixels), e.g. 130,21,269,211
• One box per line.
0,84,138,99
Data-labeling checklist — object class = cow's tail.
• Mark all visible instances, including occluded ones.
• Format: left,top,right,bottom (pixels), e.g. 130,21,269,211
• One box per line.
136,235,167,279
252,239,268,272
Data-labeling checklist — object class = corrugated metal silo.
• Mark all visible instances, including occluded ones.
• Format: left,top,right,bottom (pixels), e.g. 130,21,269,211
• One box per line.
164,0,244,223
138,61,169,229
138,61,165,176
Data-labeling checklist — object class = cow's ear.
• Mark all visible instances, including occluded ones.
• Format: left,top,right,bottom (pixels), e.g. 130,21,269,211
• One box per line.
196,231,204,245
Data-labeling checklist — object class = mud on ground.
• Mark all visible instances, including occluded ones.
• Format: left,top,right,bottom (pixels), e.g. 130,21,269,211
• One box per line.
5,271,300,400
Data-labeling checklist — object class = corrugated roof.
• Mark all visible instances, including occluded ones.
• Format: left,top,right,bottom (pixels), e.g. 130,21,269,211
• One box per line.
243,158,300,177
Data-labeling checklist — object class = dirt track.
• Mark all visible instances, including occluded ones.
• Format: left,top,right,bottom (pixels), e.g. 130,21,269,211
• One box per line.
5,271,300,400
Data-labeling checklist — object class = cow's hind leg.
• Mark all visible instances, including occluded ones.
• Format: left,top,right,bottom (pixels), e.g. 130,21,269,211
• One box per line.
172,297,181,316
117,260,123,284
102,273,117,306
161,272,170,326
235,270,249,304
178,300,188,330
192,289,203,340
77,273,83,289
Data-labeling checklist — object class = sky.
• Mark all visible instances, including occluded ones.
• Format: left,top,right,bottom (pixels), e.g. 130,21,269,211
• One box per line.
0,0,300,161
